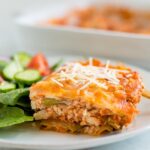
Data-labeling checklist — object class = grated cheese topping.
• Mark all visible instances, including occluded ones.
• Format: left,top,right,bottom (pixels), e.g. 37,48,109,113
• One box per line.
51,59,129,90
51,78,64,87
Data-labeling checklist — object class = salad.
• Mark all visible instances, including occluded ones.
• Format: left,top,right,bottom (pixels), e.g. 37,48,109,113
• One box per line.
0,52,62,128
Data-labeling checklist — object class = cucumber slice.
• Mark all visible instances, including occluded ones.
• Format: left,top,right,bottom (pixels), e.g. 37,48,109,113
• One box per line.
13,52,31,68
3,61,23,80
0,82,16,93
0,60,8,73
14,69,41,85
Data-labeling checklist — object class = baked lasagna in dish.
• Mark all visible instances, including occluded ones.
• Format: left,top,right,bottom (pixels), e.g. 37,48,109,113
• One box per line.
44,6,150,34
30,58,143,135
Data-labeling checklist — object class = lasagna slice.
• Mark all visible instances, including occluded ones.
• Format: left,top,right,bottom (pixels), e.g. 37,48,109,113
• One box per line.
30,58,143,135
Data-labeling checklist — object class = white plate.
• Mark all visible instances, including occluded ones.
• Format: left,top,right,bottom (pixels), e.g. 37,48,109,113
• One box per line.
0,55,150,150
15,0,150,70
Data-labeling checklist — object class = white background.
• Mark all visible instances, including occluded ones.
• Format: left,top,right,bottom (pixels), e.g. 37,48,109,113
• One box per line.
0,0,60,53
0,0,150,53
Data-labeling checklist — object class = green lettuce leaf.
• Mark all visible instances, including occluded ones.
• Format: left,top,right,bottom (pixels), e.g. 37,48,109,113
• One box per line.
0,106,33,128
0,88,29,106
0,60,8,73
51,59,63,71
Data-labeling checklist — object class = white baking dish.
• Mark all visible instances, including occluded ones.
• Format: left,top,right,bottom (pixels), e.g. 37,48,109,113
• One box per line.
15,0,150,70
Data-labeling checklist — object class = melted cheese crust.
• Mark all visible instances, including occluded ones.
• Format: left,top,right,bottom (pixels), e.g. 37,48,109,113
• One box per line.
30,59,143,119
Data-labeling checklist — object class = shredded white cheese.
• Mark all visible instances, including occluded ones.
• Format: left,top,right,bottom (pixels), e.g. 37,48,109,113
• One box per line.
89,57,93,66
61,71,78,83
105,60,110,72
51,59,128,90
79,81,92,90
51,78,64,87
